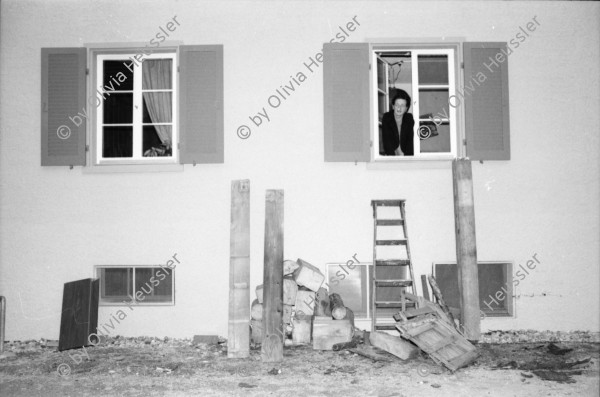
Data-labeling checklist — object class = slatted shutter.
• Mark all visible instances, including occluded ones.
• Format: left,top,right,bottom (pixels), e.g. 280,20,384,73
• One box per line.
323,43,370,162
463,42,510,160
179,45,224,164
41,48,87,166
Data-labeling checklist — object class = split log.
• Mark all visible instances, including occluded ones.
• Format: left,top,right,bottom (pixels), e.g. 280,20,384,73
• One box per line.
342,307,355,329
314,287,331,317
283,278,298,306
312,318,353,350
283,259,300,276
255,285,264,304
329,293,347,320
295,289,316,317
369,331,419,360
250,319,263,344
292,315,312,345
251,299,263,320
293,259,324,292
283,304,293,324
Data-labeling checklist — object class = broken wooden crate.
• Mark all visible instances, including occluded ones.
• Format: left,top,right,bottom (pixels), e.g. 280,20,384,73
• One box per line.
395,309,478,371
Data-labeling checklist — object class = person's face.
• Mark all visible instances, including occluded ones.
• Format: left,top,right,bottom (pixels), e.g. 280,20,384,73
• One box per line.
393,99,408,117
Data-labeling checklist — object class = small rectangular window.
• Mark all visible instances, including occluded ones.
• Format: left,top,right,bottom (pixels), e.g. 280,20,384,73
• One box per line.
327,263,373,318
95,53,177,164
433,262,513,317
97,266,174,305
372,46,458,160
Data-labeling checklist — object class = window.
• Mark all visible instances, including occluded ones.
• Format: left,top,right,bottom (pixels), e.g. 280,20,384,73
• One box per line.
41,45,224,167
323,41,510,163
96,266,174,305
373,47,457,159
327,263,373,318
95,53,177,164
433,261,514,317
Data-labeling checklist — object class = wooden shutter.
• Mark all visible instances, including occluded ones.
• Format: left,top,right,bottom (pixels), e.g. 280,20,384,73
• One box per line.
463,42,510,160
179,45,224,164
323,43,370,162
41,48,87,166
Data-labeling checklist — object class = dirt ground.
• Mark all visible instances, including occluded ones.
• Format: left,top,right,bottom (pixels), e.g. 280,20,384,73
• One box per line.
1,338,599,397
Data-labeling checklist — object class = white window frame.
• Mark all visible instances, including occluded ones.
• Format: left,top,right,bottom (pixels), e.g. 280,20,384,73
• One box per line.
94,51,178,165
371,45,458,161
95,265,175,306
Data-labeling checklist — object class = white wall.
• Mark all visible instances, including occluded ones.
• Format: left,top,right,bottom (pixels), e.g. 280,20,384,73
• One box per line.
0,0,598,340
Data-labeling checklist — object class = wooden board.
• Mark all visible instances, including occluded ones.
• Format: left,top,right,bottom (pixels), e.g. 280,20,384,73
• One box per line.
228,179,251,358
369,331,419,360
261,190,284,363
312,318,353,350
59,278,99,351
292,315,312,345
452,159,480,341
396,313,478,371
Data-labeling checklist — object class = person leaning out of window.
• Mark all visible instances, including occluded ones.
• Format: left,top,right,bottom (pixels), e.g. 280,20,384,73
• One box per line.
382,90,414,156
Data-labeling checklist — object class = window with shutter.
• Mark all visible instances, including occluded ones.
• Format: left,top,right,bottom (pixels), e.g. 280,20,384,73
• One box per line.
41,45,224,167
322,41,510,162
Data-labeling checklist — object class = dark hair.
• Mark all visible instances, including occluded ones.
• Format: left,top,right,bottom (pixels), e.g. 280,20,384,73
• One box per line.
391,90,411,111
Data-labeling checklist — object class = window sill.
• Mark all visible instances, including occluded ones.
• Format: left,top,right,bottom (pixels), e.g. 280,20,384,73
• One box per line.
82,163,184,174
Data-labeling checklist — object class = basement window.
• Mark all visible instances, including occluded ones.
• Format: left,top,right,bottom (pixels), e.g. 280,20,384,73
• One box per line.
433,261,514,317
373,46,458,160
96,266,174,305
326,263,373,318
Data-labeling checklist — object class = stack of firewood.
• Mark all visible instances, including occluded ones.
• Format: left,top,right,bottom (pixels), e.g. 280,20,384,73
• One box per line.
250,258,354,350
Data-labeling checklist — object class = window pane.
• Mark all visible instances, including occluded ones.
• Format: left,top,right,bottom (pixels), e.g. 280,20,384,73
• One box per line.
143,126,172,156
418,55,448,85
103,126,133,157
103,60,133,91
418,88,449,119
420,122,450,153
142,93,172,123
135,268,172,303
101,268,131,301
103,93,133,124
142,59,173,90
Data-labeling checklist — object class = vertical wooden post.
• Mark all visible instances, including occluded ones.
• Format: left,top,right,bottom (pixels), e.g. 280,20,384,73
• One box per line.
452,159,480,341
228,180,251,358
262,190,284,363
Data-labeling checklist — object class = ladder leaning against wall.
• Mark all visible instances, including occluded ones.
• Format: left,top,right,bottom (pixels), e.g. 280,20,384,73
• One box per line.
371,200,417,332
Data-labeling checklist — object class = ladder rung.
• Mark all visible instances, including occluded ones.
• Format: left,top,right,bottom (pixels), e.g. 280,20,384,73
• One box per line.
374,280,413,287
372,200,404,207
375,239,407,246
375,259,410,266
376,219,404,226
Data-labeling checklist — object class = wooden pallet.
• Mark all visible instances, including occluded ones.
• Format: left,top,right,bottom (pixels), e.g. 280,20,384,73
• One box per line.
395,312,478,372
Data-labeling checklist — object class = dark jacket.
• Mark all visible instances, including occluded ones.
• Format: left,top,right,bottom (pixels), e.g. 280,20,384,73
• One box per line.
381,112,414,156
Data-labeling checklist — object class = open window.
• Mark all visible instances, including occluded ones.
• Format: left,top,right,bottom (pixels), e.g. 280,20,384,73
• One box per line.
373,47,457,159
323,41,510,162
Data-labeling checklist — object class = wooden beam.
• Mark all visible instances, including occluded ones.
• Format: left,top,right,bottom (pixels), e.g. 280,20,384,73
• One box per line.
228,180,251,358
421,274,431,301
261,190,284,363
452,159,480,341
369,331,419,360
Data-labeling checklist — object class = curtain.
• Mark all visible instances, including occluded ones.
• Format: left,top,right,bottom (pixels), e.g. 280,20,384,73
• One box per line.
142,59,172,145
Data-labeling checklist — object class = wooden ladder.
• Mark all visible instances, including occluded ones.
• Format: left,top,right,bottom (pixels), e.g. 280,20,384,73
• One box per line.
371,200,416,332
